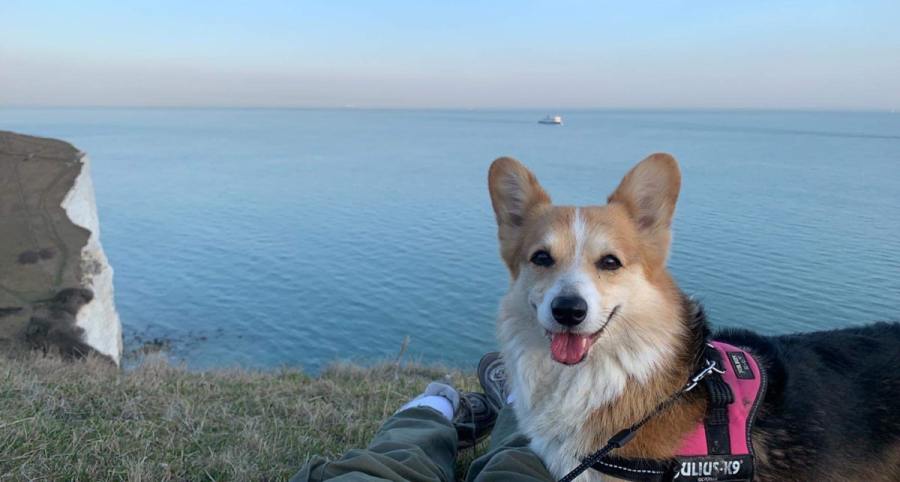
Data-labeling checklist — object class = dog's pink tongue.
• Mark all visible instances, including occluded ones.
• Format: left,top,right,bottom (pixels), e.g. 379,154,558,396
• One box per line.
550,332,591,365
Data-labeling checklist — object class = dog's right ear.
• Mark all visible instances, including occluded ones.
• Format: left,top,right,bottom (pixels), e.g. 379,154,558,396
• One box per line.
488,157,551,268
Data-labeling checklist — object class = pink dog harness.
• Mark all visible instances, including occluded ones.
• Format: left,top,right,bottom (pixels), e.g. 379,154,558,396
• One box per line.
585,341,768,482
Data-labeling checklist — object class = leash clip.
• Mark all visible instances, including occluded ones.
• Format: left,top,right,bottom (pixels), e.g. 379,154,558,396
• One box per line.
685,358,723,392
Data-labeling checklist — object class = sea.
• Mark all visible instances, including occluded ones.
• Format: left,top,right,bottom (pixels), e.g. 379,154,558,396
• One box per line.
1,108,898,372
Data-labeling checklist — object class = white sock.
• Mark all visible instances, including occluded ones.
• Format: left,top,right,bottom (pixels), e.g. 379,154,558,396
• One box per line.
400,395,454,420
396,382,460,421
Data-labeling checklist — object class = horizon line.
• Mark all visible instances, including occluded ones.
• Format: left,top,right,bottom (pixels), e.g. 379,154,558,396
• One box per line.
1,105,896,114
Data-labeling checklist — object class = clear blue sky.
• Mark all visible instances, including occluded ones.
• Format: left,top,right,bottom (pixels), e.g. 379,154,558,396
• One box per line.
2,0,898,109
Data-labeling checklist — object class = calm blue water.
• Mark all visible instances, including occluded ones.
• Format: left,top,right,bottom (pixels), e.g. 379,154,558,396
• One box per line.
1,109,899,371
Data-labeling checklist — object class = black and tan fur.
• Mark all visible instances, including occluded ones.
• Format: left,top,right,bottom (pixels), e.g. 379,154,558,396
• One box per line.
487,154,900,481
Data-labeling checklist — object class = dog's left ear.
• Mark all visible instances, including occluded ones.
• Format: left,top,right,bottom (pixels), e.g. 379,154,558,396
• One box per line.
608,153,681,262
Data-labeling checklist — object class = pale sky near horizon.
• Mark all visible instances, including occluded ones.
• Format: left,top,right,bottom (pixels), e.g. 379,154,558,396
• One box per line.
2,1,899,110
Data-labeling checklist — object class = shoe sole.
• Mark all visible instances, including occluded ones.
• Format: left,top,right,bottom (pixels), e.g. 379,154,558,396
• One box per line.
477,352,507,413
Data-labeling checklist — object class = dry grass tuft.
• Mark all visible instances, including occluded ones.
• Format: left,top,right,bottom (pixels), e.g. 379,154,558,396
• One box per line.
0,353,481,481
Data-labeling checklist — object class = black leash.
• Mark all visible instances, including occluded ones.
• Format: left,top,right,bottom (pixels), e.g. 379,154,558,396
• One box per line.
557,350,725,482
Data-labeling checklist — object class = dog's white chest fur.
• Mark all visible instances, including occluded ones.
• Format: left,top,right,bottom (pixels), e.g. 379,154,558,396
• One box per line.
505,346,622,481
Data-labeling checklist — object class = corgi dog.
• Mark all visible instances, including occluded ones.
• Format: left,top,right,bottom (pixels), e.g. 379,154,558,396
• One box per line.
487,154,900,481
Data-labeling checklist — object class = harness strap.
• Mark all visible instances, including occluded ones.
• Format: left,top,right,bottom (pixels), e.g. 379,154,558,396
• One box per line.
592,455,671,481
701,347,733,455
592,453,757,482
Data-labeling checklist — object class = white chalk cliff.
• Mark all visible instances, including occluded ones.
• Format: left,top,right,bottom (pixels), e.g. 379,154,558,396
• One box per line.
62,154,123,363
0,131,123,365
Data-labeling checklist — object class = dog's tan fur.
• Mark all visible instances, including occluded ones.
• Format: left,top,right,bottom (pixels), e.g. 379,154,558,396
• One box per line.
489,154,709,480
488,154,900,481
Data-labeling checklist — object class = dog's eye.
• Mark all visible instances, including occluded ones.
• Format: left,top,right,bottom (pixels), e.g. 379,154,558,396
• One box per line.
530,250,555,267
597,254,622,271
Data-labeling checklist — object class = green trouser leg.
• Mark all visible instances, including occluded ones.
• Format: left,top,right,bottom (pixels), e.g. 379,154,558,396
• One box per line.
465,406,555,482
292,407,458,482
293,404,554,482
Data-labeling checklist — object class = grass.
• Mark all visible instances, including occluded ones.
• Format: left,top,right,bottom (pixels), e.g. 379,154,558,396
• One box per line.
0,352,482,481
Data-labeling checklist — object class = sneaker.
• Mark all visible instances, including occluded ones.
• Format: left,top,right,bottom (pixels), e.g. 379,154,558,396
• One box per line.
454,391,496,449
478,352,510,413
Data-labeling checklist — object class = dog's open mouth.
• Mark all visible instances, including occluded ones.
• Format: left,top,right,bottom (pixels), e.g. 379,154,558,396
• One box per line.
546,306,619,365
548,331,598,365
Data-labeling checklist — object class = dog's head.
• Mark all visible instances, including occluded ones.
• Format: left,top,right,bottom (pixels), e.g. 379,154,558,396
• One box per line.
488,154,684,368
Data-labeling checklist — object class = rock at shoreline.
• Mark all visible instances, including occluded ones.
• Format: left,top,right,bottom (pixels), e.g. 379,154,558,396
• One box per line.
0,131,123,364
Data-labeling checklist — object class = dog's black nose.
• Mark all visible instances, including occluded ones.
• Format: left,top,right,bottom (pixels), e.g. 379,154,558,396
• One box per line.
551,295,588,326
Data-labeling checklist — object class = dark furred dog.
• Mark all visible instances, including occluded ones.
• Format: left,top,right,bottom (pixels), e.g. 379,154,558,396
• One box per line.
718,322,900,480
487,153,900,481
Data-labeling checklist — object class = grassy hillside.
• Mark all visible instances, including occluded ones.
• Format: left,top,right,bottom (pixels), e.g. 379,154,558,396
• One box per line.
0,353,481,481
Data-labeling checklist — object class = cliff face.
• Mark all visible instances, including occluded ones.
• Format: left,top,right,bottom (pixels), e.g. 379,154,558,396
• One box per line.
0,131,123,364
